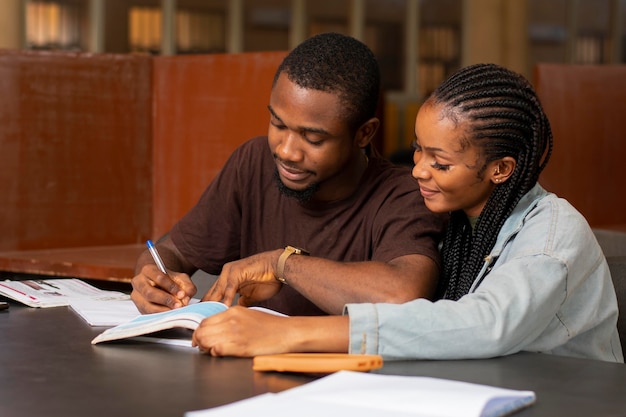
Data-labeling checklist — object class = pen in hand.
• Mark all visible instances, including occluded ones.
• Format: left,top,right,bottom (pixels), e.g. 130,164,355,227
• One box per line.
146,240,189,307
146,240,168,275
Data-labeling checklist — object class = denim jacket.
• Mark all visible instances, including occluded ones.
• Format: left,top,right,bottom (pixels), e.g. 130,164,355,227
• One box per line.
345,184,624,363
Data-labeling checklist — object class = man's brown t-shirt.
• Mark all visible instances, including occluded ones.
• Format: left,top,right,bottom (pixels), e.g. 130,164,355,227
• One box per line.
171,136,446,315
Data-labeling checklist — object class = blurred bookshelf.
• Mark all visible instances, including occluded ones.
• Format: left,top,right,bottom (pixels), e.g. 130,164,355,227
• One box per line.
25,0,85,51
12,0,625,157
417,24,460,98
128,6,226,54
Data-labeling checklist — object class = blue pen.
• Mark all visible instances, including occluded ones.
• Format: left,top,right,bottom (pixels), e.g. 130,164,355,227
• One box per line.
146,240,168,274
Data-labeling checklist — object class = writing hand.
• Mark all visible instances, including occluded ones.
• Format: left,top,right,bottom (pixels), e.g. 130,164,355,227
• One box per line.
202,250,283,306
131,264,197,314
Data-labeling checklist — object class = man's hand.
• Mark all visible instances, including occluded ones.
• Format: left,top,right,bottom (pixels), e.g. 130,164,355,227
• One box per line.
131,264,197,314
203,249,283,306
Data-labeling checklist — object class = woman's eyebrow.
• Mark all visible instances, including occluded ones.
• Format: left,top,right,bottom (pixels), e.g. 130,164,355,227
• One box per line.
424,145,447,153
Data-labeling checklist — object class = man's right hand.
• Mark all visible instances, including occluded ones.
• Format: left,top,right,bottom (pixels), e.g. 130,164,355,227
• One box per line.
131,264,197,314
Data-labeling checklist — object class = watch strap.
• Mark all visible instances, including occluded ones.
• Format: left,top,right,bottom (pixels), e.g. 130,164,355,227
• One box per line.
276,246,308,285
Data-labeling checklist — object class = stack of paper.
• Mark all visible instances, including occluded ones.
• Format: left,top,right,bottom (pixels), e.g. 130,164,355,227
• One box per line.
185,371,536,417
0,278,129,308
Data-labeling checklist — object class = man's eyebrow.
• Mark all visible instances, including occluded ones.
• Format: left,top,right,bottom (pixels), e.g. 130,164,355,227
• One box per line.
267,105,331,137
267,105,281,122
301,126,331,136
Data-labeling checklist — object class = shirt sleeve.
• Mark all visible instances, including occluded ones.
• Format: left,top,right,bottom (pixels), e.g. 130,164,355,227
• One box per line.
345,254,568,360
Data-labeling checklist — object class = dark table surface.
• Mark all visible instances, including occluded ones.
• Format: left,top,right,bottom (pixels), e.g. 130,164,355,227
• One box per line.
1,296,625,417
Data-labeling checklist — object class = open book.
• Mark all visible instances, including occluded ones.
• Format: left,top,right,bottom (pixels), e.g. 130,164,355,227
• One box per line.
0,278,129,308
186,370,536,417
91,301,285,346
91,301,228,345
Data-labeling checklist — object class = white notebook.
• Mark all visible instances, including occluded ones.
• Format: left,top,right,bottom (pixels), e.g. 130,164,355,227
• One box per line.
186,370,535,417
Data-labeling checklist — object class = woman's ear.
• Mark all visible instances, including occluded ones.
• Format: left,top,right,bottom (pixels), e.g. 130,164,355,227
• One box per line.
355,117,380,148
491,157,516,184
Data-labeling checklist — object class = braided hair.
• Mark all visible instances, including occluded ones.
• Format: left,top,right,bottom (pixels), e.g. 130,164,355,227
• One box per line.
429,63,553,300
273,32,381,134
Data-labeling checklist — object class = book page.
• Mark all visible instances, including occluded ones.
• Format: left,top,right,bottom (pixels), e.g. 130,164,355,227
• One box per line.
91,301,228,344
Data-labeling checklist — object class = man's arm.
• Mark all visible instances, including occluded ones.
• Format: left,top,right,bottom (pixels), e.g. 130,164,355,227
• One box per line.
131,235,199,313
278,253,438,313
204,251,439,315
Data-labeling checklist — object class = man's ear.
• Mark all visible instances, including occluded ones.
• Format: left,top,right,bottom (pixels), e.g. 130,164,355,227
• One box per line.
355,117,380,148
490,157,516,184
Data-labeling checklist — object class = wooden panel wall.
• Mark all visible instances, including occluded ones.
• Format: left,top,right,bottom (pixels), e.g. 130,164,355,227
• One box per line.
0,49,286,280
534,64,626,230
0,50,153,251
151,51,286,238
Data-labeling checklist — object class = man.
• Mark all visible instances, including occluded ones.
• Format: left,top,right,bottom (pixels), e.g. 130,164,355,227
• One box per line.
131,32,446,316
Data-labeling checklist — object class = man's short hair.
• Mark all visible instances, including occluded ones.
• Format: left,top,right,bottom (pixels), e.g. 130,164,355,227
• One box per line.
274,32,381,132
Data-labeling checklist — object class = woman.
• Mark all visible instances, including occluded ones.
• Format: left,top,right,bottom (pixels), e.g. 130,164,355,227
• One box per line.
192,63,623,363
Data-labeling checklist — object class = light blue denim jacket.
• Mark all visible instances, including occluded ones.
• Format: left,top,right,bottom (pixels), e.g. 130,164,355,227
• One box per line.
345,184,624,363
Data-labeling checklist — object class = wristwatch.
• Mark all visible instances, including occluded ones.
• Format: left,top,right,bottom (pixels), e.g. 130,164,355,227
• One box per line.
276,245,309,285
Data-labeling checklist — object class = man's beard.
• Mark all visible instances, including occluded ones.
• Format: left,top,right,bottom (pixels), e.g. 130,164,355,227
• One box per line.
274,170,320,204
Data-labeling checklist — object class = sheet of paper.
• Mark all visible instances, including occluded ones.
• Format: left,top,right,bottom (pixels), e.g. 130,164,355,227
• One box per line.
70,298,203,327
70,298,208,327
185,370,535,417
70,298,141,326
